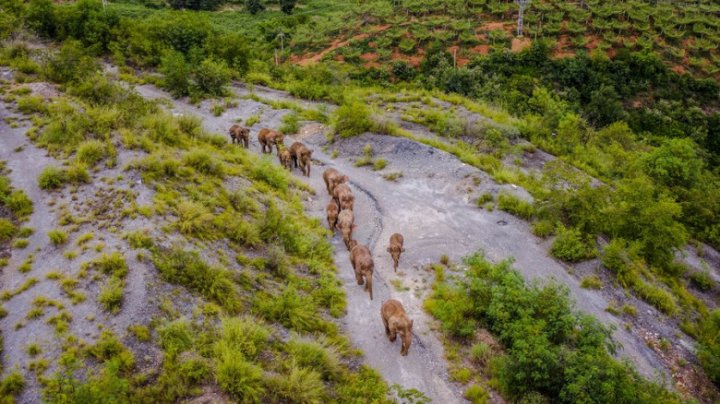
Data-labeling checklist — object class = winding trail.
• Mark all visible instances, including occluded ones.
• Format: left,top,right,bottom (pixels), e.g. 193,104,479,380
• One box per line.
133,82,671,402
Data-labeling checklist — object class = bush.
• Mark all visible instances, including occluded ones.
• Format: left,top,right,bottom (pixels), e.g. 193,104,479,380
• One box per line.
87,252,128,278
76,140,107,166
215,348,265,401
99,276,124,313
43,41,97,84
497,193,534,220
580,275,602,289
464,385,489,404
550,226,595,262
152,248,239,311
279,112,299,135
192,59,232,97
4,190,33,217
332,97,371,138
426,252,681,403
373,158,387,171
0,371,24,396
182,150,224,177
531,220,554,238
159,319,194,353
38,166,66,190
287,337,341,381
689,271,714,292
17,95,47,115
0,219,16,242
48,229,68,245
217,316,270,360
266,364,326,403
160,50,191,98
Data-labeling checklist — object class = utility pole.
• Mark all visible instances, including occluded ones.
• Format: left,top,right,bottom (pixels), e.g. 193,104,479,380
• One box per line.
515,0,531,37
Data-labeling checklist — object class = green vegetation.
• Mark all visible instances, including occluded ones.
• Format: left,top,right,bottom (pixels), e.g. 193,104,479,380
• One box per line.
47,229,68,245
426,252,681,403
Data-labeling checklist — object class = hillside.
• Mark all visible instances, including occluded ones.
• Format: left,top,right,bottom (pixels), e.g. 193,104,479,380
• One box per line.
1,0,720,403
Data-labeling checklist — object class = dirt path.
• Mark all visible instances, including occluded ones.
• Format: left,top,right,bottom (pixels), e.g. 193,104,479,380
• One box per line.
133,82,675,402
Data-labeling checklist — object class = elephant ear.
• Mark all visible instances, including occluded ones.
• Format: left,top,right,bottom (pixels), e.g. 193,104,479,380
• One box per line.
409,320,414,330
401,247,406,252
386,247,391,253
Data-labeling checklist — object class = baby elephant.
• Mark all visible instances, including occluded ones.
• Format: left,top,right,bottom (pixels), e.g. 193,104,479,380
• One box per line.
326,200,339,231
278,147,292,170
387,233,405,272
258,128,284,154
349,240,374,300
336,209,354,250
381,299,413,356
289,141,313,177
322,168,349,196
228,124,249,148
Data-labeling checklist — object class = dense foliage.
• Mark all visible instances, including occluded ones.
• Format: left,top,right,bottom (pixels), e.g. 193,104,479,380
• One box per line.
426,253,681,403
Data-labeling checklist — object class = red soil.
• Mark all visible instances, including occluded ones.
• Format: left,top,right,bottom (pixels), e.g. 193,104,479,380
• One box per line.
294,24,392,67
511,37,531,53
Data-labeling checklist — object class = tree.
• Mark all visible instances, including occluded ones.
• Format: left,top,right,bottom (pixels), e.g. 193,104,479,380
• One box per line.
246,0,264,14
585,85,627,127
643,138,704,188
280,0,296,14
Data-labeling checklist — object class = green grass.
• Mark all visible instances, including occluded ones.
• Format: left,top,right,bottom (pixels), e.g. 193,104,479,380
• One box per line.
48,229,68,245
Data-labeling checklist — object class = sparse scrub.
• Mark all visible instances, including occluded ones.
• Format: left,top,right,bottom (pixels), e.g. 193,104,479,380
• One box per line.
38,166,66,190
99,276,125,313
580,275,603,289
48,229,68,245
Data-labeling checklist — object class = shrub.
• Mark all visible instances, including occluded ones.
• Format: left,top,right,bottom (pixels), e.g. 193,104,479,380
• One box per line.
76,140,107,166
215,348,265,401
5,190,33,217
175,200,215,238
580,275,603,289
287,337,341,381
332,97,371,138
0,219,16,242
531,220,554,238
192,59,231,97
160,50,191,98
99,277,124,313
689,271,714,292
65,162,90,184
152,248,239,311
48,229,68,245
217,316,269,360
128,324,151,342
17,95,47,115
43,41,97,84
159,319,194,353
0,371,24,396
279,112,299,135
182,150,224,177
38,166,66,190
266,364,325,403
497,193,534,220
464,385,489,404
373,158,387,171
87,252,128,278
550,226,595,262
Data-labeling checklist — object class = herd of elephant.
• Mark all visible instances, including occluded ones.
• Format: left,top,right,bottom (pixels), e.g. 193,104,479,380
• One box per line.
228,123,415,356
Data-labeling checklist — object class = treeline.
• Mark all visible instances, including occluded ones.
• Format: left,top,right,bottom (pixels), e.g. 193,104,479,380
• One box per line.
124,0,297,13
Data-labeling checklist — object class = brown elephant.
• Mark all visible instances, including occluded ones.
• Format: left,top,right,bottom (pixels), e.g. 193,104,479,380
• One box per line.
278,147,292,170
381,299,413,356
289,141,313,177
332,183,354,211
386,233,405,272
349,241,374,300
326,200,339,231
258,128,284,154
336,209,355,250
228,124,249,148
322,168,349,196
